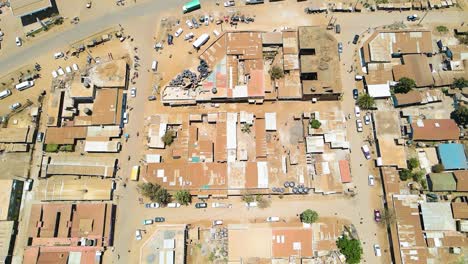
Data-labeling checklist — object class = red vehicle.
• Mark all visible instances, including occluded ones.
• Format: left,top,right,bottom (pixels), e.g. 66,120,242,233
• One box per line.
374,210,382,222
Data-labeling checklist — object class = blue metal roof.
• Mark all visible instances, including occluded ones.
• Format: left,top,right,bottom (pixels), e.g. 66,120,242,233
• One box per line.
438,143,468,170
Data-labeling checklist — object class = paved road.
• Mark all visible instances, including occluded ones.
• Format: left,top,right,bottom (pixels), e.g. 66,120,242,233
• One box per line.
0,0,187,75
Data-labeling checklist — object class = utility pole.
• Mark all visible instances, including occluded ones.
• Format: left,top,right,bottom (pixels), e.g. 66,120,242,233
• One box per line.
418,10,429,25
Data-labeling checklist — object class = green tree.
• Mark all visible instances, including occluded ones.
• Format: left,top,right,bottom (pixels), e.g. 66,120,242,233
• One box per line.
155,188,171,205
411,170,425,182
451,106,468,127
241,191,255,203
432,163,445,173
241,124,251,133
407,158,420,170
269,66,284,80
393,77,416,94
137,183,171,205
453,77,468,89
436,25,449,33
300,209,319,224
162,130,175,146
174,190,192,205
356,93,375,110
256,195,271,209
336,235,362,264
399,169,412,181
380,208,396,227
310,119,321,129
45,144,59,152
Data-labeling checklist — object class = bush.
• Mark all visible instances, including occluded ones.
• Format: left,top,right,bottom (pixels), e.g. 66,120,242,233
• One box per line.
393,77,416,94
451,106,468,127
45,144,59,152
256,195,271,209
432,163,445,173
336,235,362,264
310,119,322,129
453,77,468,89
412,170,425,182
407,158,420,170
137,183,171,204
300,209,319,223
174,190,192,205
59,144,74,152
241,192,255,203
161,130,175,146
399,169,412,181
436,25,449,33
269,66,284,80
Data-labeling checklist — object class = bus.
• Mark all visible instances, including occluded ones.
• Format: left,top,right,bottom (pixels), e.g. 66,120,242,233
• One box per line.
0,89,11,100
130,165,140,181
15,80,34,91
193,34,210,49
182,0,200,13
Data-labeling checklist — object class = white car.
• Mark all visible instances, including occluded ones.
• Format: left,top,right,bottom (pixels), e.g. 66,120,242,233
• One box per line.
145,202,160,208
123,112,129,124
167,202,181,208
54,52,64,59
356,119,363,132
204,15,209,26
0,31,4,37
213,30,220,37
224,1,235,7
186,19,194,29
15,37,22,46
184,32,194,41
368,175,375,186
130,87,136,97
354,106,361,117
364,114,371,125
135,230,142,240
213,220,223,226
143,219,153,225
245,202,258,207
175,28,183,37
212,202,225,208
9,102,21,111
51,70,58,78
266,216,280,222
72,64,79,71
374,244,382,256
362,144,371,160
65,66,72,73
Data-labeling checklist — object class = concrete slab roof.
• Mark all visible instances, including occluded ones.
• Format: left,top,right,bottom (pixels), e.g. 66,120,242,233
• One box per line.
10,0,51,17
88,60,127,88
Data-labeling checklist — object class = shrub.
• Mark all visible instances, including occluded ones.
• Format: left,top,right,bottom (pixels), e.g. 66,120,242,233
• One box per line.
451,106,468,127
453,77,468,89
161,130,175,146
45,144,59,152
432,163,445,173
399,169,412,181
59,144,74,152
269,66,284,80
300,209,319,223
310,119,322,129
174,190,192,205
407,158,420,170
436,25,449,33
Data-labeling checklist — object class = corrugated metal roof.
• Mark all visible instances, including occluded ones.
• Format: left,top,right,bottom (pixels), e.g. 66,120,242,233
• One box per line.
437,143,468,170
421,203,456,231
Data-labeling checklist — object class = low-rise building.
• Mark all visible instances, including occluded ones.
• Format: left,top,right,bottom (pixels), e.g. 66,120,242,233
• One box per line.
437,143,468,170
410,119,460,141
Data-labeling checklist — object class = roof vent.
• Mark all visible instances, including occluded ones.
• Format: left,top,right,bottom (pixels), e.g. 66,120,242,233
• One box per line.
416,120,424,127
435,123,440,128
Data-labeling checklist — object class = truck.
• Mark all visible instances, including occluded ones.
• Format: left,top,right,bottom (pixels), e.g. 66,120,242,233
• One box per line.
15,80,34,91
130,165,140,181
182,0,200,13
193,33,210,49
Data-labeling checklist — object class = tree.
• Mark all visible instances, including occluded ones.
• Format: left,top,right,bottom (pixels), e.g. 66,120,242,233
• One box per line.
241,192,255,203
411,170,425,182
241,124,251,133
453,77,468,89
399,169,412,181
432,163,445,173
380,208,396,226
407,158,420,170
137,183,171,204
393,77,416,94
356,93,375,110
336,235,362,264
161,130,175,146
45,144,59,152
451,106,468,127
256,195,271,209
436,25,449,33
174,190,192,205
269,66,284,80
300,209,319,224
310,119,321,129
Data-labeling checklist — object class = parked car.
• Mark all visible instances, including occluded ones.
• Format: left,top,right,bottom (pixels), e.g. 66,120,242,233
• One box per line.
9,102,21,111
364,114,371,125
407,14,419,21
352,34,359,44
54,52,64,59
192,18,199,28
245,202,258,207
212,220,223,226
335,24,341,34
195,202,207,208
355,75,363,81
353,89,358,99
15,37,22,46
184,32,194,41
374,209,381,222
224,1,235,7
36,132,44,142
204,15,210,26
135,230,142,240
362,144,371,160
368,175,375,186
123,112,129,124
143,219,154,225
356,119,363,132
212,202,228,208
148,95,156,101
167,202,181,208
186,19,194,29
374,244,382,256
175,28,183,37
167,34,174,45
154,217,165,222
145,202,160,208
266,216,280,222
354,106,361,117
338,42,343,53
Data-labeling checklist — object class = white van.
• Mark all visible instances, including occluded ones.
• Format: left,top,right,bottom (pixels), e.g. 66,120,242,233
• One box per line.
193,34,210,49
374,244,382,256
175,28,183,37
65,66,72,73
15,81,34,91
354,106,361,117
355,75,363,81
151,60,158,72
167,202,181,208
266,216,280,222
135,230,142,240
212,220,223,226
362,144,371,160
51,71,58,78
245,202,258,207
72,64,79,71
0,89,12,100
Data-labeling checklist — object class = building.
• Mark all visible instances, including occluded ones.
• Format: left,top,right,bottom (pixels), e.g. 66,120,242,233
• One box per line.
427,173,457,191
420,203,457,231
0,221,15,264
140,225,186,264
374,111,407,168
9,0,52,17
298,27,342,100
24,203,116,264
453,171,468,191
451,202,468,219
392,90,443,107
35,176,114,201
392,54,434,87
437,143,468,170
0,180,24,222
411,119,460,141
